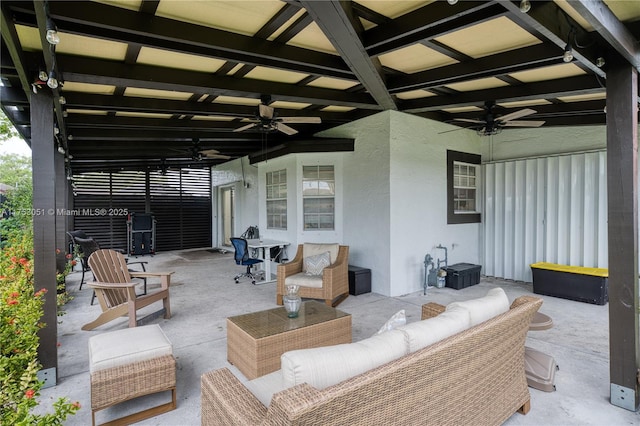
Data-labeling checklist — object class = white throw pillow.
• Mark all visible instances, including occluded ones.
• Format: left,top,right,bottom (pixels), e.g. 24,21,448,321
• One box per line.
303,243,339,264
281,329,408,390
375,309,406,335
304,251,331,275
397,305,471,352
446,287,509,327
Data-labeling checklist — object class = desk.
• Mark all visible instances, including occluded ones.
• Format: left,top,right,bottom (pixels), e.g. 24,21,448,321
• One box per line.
246,239,289,284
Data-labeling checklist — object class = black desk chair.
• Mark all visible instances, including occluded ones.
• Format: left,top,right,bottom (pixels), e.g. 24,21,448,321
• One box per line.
230,237,264,284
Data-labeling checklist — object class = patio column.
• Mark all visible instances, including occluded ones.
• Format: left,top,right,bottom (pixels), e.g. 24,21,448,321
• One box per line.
31,89,58,386
55,148,66,273
606,60,639,411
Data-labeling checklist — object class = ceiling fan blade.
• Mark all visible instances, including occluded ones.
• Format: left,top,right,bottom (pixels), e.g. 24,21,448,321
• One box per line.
453,118,485,124
499,108,537,122
204,154,232,160
276,122,298,135
199,149,221,156
278,116,322,124
503,120,546,127
259,103,274,119
233,123,258,132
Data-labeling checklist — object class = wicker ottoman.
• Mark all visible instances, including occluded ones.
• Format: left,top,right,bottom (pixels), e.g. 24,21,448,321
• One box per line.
88,324,176,426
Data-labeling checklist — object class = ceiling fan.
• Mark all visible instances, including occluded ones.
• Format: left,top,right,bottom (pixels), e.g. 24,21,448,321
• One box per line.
233,95,321,135
452,101,546,136
171,138,231,161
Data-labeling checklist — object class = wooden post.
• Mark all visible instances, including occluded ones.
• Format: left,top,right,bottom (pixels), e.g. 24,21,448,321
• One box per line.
31,89,58,386
606,61,639,411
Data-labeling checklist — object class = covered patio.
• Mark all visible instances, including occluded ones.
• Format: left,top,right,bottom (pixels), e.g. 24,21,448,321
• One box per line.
40,248,639,424
1,0,639,419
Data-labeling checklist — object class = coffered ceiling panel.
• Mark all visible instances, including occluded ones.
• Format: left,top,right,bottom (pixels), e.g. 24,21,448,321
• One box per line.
1,0,637,172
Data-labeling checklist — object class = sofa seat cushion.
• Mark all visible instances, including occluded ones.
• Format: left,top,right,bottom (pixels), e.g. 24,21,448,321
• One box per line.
285,272,323,288
446,287,509,327
281,329,408,390
245,370,286,407
88,324,172,373
303,243,339,269
397,305,471,352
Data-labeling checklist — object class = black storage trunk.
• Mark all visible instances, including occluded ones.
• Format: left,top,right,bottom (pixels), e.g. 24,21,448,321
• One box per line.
445,263,481,290
348,265,371,295
530,263,608,305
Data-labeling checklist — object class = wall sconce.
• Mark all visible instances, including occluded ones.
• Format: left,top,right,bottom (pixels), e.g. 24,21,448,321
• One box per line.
47,69,58,89
520,0,531,13
563,28,575,63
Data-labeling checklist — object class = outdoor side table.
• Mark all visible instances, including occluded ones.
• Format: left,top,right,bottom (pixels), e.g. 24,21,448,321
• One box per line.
525,312,558,392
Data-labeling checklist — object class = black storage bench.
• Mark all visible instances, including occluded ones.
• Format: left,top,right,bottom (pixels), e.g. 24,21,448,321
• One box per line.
530,262,608,305
348,265,371,295
445,263,482,290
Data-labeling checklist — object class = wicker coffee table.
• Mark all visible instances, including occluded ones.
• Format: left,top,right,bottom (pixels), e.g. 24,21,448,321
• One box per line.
226,301,352,379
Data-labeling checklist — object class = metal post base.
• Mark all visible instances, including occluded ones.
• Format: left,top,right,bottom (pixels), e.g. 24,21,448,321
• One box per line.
37,367,57,389
611,383,639,411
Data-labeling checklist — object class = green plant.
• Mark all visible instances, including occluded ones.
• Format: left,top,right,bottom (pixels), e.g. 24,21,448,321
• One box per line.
0,232,80,424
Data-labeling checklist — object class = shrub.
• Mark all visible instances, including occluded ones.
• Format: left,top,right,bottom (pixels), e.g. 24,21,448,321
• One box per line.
0,231,79,424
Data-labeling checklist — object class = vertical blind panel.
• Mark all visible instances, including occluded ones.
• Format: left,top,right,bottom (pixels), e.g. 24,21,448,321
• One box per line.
483,151,608,282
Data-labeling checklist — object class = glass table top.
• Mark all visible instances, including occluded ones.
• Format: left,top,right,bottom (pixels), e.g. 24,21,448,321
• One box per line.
227,301,350,339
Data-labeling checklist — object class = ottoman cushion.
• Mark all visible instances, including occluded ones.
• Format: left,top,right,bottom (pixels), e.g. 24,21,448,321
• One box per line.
89,324,172,373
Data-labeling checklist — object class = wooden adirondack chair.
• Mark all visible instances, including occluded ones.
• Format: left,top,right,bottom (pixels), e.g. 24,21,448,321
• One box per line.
82,249,174,331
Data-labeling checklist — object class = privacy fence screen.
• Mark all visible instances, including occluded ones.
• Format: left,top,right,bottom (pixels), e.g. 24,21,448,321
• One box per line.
72,168,211,252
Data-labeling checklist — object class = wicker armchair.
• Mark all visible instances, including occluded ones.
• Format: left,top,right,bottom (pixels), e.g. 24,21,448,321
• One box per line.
276,244,349,307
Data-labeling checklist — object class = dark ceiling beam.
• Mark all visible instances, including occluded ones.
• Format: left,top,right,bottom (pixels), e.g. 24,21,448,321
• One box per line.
13,1,356,80
567,0,640,70
501,0,606,78
0,4,31,104
0,86,29,105
139,0,159,15
300,0,396,110
402,75,604,112
59,91,368,123
65,115,246,130
364,2,504,56
448,99,606,120
67,128,291,141
248,138,355,164
38,53,380,109
389,43,562,93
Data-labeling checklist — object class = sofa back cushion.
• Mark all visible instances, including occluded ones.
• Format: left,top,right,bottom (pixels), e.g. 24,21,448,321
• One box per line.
281,329,408,390
397,305,471,352
303,243,339,269
446,287,509,326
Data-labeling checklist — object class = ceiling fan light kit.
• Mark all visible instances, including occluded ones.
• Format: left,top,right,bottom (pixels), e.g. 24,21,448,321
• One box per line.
452,101,546,136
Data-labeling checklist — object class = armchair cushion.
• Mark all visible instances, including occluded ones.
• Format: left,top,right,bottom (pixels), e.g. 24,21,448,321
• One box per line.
446,287,509,326
245,370,286,407
303,243,339,266
281,329,408,390
304,251,331,275
285,272,323,288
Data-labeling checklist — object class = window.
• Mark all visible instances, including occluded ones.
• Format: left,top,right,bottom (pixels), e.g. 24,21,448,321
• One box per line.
447,150,481,224
302,165,334,230
266,170,287,229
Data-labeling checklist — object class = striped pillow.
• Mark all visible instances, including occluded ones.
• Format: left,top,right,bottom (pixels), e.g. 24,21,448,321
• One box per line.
304,251,331,275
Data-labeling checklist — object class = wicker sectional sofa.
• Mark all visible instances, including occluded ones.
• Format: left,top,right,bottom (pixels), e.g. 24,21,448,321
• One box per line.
202,291,542,426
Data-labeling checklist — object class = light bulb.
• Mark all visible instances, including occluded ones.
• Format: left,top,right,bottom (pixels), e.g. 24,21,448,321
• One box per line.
446,0,458,4
563,48,573,63
596,57,605,68
46,29,60,45
38,70,48,81
47,70,58,88
58,96,66,104
520,0,531,13
57,145,65,154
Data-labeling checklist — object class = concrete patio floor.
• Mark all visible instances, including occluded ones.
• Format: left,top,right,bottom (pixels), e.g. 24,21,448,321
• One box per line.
37,248,639,425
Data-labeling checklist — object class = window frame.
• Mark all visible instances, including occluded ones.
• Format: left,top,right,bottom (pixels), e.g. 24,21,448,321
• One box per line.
302,165,335,231
447,150,481,224
266,169,287,230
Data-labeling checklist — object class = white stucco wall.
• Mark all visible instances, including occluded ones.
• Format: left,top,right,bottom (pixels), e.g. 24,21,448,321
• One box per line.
318,111,392,295
388,111,482,296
